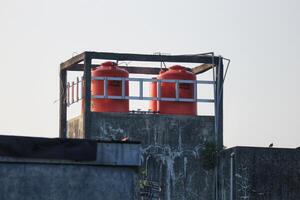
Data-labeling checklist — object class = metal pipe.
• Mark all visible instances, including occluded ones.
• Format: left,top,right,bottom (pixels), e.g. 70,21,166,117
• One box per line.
217,58,230,108
230,152,235,200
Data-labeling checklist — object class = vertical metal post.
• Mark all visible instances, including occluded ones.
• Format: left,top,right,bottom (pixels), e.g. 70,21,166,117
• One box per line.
193,80,197,101
83,54,92,139
71,81,75,103
157,79,161,100
139,80,143,99
215,57,224,200
175,80,179,101
212,54,218,146
81,76,84,100
104,77,108,98
76,77,79,102
213,57,218,200
67,82,70,106
122,78,125,99
216,58,224,149
59,69,67,138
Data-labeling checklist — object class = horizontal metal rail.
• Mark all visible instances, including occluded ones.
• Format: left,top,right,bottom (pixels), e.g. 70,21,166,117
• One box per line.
92,76,215,84
67,76,215,106
91,77,214,103
91,95,214,103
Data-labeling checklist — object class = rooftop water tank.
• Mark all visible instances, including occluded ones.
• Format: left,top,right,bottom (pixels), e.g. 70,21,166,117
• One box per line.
91,61,129,113
150,65,197,115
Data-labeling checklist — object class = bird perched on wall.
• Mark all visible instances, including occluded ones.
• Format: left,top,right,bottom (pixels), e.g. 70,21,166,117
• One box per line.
269,143,273,148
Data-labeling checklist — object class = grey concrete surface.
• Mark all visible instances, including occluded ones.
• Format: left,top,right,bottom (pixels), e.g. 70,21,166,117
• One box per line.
218,147,300,200
0,141,141,200
96,142,141,166
0,162,138,200
68,112,216,200
0,141,141,167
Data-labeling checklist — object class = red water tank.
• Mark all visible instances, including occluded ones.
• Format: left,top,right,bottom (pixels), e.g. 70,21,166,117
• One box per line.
153,65,197,115
91,61,129,112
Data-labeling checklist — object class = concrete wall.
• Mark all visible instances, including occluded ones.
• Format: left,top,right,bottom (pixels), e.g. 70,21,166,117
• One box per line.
68,112,216,200
218,147,300,200
0,141,140,200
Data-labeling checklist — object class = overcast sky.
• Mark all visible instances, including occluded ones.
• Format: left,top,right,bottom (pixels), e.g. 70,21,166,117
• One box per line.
0,0,299,148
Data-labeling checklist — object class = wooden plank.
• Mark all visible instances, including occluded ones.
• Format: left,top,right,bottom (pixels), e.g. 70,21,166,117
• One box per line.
60,52,85,71
192,64,214,74
86,51,219,64
59,69,67,138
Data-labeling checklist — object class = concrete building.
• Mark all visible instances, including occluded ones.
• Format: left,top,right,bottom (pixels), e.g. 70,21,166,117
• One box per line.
62,52,300,200
62,51,225,200
2,52,299,200
218,147,300,200
0,136,141,200
68,112,216,199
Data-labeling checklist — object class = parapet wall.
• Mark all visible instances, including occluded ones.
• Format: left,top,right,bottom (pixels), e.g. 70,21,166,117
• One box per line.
218,147,300,200
0,138,140,200
68,112,216,200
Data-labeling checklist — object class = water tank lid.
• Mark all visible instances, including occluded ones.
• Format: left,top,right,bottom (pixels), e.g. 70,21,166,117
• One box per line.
159,68,168,74
169,65,186,70
93,61,117,70
101,61,117,66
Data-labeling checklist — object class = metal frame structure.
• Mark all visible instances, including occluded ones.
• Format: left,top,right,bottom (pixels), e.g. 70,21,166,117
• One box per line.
59,51,228,151
66,77,215,106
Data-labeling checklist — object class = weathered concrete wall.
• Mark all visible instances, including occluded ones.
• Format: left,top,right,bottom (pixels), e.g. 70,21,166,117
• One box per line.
0,141,140,200
68,112,216,200
0,163,138,200
218,147,300,200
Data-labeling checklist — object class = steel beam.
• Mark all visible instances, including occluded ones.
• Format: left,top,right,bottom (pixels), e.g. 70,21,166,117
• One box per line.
86,51,220,64
59,69,67,138
70,64,162,75
83,55,92,139
217,59,224,149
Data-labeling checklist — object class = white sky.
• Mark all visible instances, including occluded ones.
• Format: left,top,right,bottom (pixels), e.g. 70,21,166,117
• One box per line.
0,0,299,148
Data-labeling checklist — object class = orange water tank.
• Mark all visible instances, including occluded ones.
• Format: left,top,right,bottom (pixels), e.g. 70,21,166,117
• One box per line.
152,65,197,115
91,61,129,112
